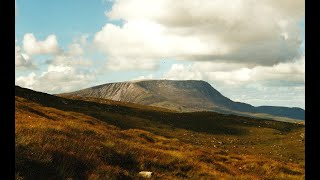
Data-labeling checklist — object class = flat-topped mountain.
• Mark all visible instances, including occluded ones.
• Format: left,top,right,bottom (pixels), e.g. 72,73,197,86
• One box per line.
60,80,304,121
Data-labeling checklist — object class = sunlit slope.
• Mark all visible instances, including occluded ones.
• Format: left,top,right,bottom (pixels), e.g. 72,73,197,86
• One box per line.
16,86,304,179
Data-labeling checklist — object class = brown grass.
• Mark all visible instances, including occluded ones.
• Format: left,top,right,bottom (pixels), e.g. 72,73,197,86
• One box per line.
15,86,305,179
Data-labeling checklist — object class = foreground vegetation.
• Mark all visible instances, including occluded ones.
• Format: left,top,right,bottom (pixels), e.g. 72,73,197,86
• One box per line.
15,86,305,179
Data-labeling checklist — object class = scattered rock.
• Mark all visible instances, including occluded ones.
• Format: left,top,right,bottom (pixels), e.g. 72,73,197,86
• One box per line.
138,171,152,178
299,133,305,138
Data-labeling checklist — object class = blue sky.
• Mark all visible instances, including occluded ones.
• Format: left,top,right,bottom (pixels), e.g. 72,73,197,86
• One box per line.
15,0,305,108
16,0,112,46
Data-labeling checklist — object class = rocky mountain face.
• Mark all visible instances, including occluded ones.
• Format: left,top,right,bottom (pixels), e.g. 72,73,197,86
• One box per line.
60,80,304,121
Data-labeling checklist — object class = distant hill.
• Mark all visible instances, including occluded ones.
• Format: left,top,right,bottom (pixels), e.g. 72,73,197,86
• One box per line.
60,80,304,121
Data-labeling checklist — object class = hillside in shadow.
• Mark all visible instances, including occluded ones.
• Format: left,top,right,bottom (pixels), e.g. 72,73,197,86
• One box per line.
16,86,302,136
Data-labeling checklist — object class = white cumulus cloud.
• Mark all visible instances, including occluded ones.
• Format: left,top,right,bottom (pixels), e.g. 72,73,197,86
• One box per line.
94,0,304,71
16,65,95,93
15,44,36,69
162,55,305,108
163,55,305,85
16,33,95,93
23,33,60,55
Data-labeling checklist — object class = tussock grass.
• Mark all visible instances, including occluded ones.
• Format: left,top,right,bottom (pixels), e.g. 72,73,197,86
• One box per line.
15,86,304,179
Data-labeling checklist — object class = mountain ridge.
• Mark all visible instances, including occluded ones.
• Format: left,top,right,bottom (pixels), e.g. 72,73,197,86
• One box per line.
59,80,304,121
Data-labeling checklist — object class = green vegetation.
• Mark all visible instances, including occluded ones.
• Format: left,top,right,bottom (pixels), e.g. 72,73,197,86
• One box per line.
15,86,304,179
